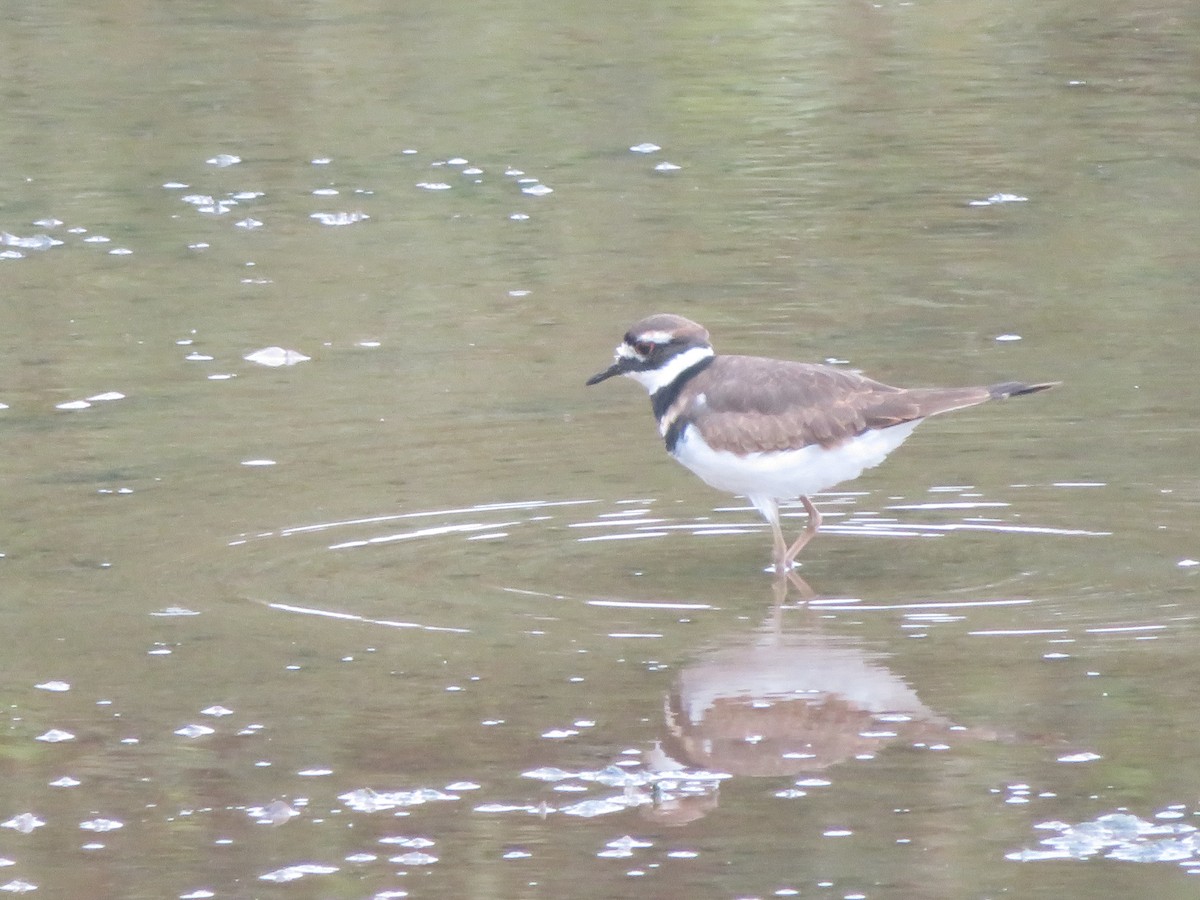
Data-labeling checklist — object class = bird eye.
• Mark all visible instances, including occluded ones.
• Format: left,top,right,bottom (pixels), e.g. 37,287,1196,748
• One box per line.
633,340,655,356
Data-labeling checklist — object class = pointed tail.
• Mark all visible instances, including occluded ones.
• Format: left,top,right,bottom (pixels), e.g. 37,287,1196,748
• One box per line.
988,381,1060,400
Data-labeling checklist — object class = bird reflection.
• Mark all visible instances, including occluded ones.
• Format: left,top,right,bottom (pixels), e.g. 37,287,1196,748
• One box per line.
641,578,987,822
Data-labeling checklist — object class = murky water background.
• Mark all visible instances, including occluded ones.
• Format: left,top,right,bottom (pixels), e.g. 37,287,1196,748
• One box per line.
3,1,1200,897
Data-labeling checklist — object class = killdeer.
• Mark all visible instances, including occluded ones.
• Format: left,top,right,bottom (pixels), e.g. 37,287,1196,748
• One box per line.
586,314,1056,572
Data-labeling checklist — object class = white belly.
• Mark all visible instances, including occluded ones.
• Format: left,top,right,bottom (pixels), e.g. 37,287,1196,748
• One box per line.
671,419,922,501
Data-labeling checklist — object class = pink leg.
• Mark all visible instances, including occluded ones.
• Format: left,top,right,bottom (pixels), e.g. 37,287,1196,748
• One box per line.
769,515,789,574
782,496,822,567
750,495,790,574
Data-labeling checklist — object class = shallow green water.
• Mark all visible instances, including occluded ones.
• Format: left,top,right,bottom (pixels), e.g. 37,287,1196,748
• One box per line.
2,1,1200,897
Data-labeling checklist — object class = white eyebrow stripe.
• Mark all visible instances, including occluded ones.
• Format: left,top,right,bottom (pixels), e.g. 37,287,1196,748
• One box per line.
637,330,675,344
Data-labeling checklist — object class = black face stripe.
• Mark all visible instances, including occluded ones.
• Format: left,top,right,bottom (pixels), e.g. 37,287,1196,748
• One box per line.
663,416,689,454
649,354,715,452
622,334,678,371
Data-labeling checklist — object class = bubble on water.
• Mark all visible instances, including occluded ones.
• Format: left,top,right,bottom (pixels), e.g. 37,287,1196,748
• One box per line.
1009,810,1200,862
241,460,277,467
32,217,63,228
968,192,1029,207
310,211,368,226
36,729,75,742
1,232,61,250
201,705,233,717
607,836,652,851
235,218,263,230
312,157,332,165
774,788,808,798
151,607,201,617
35,681,70,692
50,776,81,787
86,392,125,402
341,788,389,812
244,347,310,367
258,863,338,883
249,800,298,825
654,161,681,172
83,234,112,243
521,184,553,196
206,153,241,167
474,802,533,813
389,852,438,865
509,213,529,221
2,814,45,833
80,818,123,832
0,880,38,893
108,248,133,256
561,798,637,818
339,787,459,811
630,142,661,153
175,724,215,739
597,847,633,858
415,182,452,191
163,181,190,189
522,767,574,782
1057,751,1102,763
380,836,434,849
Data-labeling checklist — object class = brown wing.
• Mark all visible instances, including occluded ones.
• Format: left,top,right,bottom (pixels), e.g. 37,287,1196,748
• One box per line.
688,356,993,453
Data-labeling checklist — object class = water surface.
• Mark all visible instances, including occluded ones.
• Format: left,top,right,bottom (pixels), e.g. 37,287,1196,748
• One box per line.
2,1,1200,897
